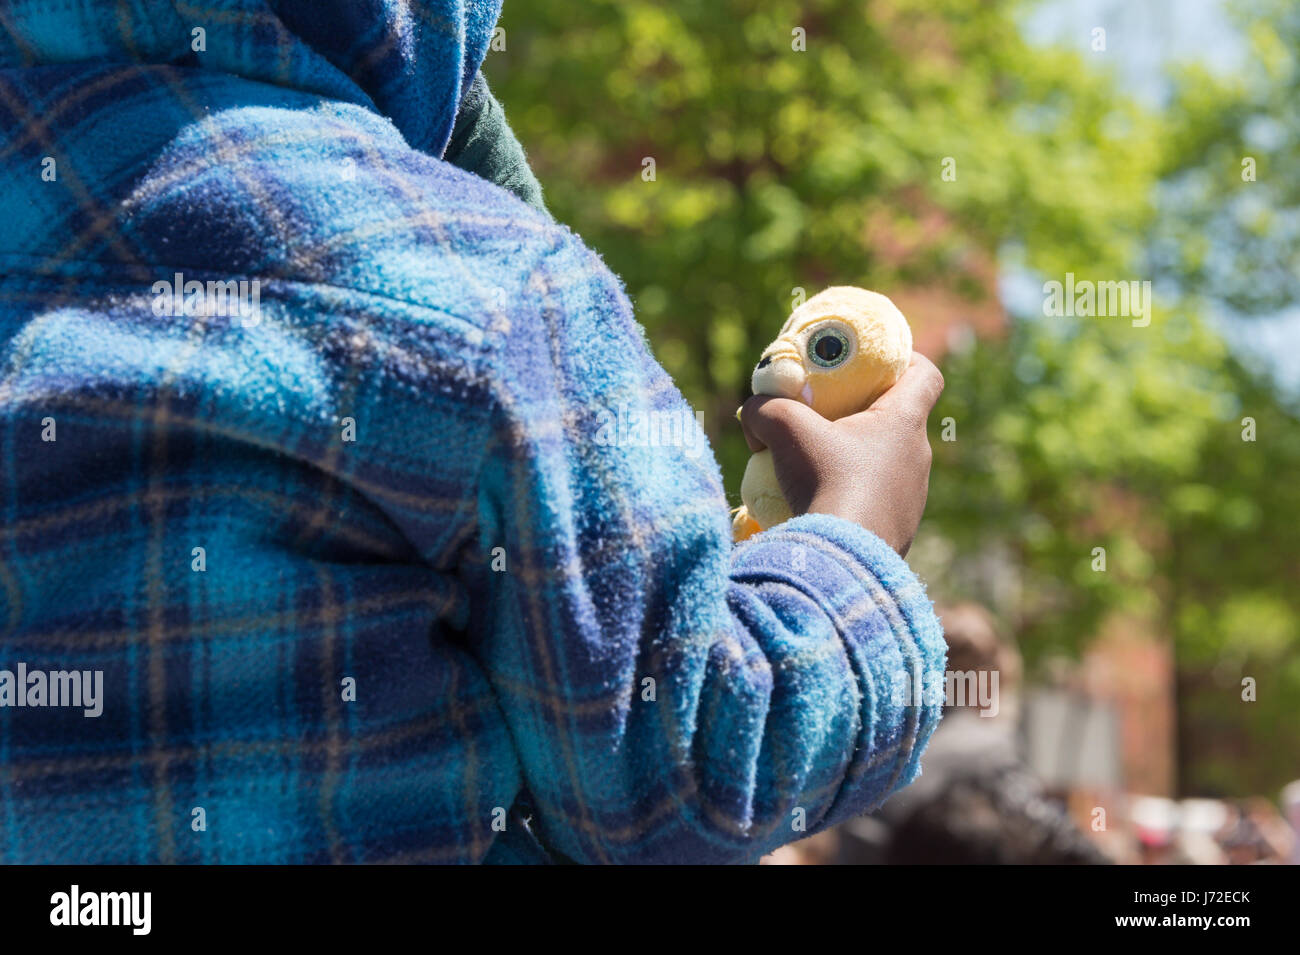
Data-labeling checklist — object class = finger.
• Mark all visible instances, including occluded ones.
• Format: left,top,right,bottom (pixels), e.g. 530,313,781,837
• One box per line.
842,352,944,429
739,402,764,452
739,394,827,453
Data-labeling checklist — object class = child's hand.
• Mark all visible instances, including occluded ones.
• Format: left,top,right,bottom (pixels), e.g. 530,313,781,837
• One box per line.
738,353,944,556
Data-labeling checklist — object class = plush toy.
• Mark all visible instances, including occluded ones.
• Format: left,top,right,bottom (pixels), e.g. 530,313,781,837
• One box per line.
732,286,913,542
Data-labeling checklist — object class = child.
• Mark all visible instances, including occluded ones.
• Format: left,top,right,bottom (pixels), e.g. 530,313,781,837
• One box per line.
0,0,945,864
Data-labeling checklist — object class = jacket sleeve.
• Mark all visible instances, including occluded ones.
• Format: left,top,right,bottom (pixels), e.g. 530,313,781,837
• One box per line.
470,233,947,864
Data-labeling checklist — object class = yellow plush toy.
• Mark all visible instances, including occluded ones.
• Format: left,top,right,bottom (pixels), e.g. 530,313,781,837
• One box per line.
733,287,913,542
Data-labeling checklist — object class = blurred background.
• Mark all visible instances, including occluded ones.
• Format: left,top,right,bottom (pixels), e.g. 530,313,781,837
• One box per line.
485,0,1300,863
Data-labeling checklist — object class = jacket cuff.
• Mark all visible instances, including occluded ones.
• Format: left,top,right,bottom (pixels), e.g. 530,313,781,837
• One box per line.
733,513,947,811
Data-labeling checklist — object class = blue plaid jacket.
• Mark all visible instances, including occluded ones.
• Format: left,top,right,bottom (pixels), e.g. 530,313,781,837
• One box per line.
0,0,945,864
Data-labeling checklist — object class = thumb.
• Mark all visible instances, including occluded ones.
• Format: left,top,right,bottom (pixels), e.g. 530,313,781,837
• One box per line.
739,395,828,453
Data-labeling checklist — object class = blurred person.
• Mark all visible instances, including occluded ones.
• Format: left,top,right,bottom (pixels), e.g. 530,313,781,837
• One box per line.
1131,797,1193,865
1217,799,1294,864
1217,806,1270,864
1284,781,1300,864
1243,797,1295,863
1175,799,1230,865
838,603,1111,864
0,0,948,864
759,830,841,866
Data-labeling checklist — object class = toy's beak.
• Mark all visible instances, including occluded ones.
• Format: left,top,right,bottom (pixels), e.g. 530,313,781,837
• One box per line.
752,348,808,403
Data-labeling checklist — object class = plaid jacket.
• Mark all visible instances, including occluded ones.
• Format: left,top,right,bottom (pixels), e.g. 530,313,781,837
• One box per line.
0,0,945,864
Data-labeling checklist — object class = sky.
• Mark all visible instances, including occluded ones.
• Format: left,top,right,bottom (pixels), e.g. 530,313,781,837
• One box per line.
1022,0,1248,106
1018,0,1300,394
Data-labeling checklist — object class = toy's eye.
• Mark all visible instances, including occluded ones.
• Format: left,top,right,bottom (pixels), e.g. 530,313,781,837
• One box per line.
808,327,850,368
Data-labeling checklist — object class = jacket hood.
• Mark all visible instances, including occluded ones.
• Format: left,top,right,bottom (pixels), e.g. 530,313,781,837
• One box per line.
0,0,503,156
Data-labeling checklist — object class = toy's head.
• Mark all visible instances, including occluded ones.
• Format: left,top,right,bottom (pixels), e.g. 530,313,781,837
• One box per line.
751,286,912,420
